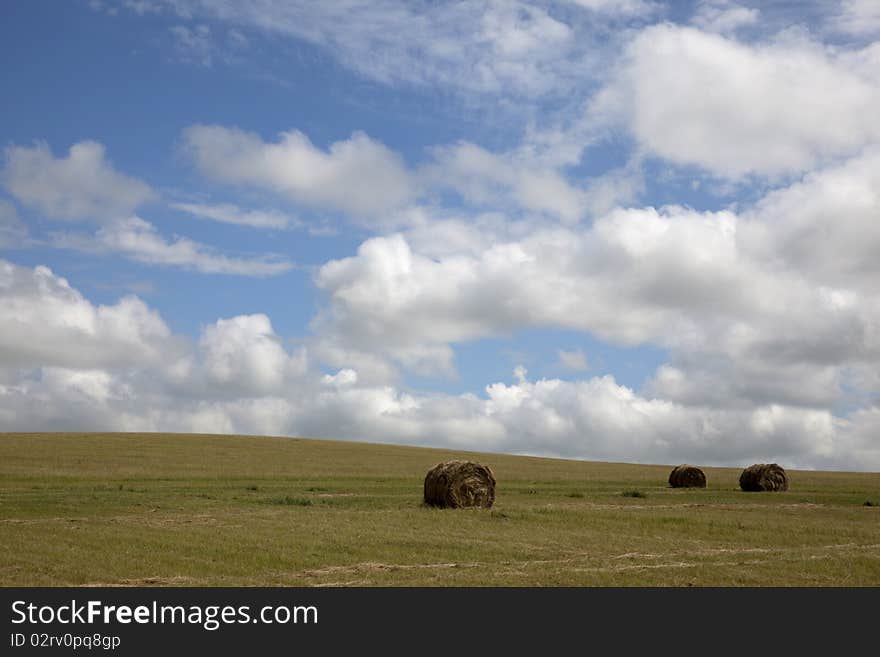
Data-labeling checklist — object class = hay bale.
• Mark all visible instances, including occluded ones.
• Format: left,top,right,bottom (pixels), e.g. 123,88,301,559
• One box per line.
423,460,496,509
739,463,789,492
668,464,707,488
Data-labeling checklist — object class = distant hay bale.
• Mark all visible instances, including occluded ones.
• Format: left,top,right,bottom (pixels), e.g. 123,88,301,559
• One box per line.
668,464,707,488
739,463,789,492
423,460,496,509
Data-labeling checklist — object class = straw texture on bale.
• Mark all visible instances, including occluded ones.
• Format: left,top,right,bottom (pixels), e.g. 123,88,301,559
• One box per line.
668,464,707,488
423,460,496,509
739,463,789,492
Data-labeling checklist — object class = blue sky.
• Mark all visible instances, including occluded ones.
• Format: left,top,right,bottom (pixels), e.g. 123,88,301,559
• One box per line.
2,0,880,470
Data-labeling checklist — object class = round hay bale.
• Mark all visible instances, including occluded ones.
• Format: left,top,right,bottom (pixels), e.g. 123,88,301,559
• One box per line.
739,463,789,492
423,460,496,509
668,464,707,488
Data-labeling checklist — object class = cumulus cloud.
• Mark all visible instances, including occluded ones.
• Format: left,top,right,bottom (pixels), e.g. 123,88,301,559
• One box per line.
1,254,878,470
589,24,880,178
0,358,865,470
426,141,588,224
197,314,307,396
182,125,413,217
1,141,154,221
0,261,307,431
183,124,597,226
54,216,294,276
322,368,358,388
743,147,880,290
313,208,757,359
0,259,173,369
245,374,863,469
580,163,645,218
474,373,838,466
314,147,880,410
833,0,880,36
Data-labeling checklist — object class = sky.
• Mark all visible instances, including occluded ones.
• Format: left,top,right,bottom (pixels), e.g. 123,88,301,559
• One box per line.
2,0,880,471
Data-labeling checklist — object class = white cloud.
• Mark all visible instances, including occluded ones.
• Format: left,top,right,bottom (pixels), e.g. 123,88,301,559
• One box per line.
1,358,865,469
743,147,880,290
568,0,659,17
198,314,307,395
0,263,308,431
589,24,880,178
123,1,163,16
558,348,589,371
314,147,880,410
1,141,154,221
182,124,413,216
170,24,214,66
53,216,294,276
322,368,358,387
0,200,28,247
227,28,248,48
314,208,757,359
580,162,645,218
476,374,837,465
691,1,759,34
481,2,572,58
183,124,597,226
40,368,121,404
1,254,878,470
833,0,880,36
100,216,293,276
0,259,173,369
127,1,604,99
426,141,588,223
171,201,296,230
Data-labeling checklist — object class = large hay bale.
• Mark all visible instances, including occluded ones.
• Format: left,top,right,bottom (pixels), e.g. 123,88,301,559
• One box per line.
739,463,789,492
423,460,496,509
668,464,707,488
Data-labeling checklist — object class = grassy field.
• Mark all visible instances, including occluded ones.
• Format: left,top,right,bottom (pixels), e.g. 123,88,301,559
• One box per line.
1,432,879,586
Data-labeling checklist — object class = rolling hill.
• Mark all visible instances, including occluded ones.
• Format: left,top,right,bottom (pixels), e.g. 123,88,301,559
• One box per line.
2,432,879,586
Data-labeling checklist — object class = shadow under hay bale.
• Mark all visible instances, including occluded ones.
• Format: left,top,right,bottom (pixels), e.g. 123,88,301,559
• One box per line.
739,463,789,492
668,464,707,488
423,460,496,509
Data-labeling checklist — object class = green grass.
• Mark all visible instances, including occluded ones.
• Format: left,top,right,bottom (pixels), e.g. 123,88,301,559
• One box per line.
2,432,879,586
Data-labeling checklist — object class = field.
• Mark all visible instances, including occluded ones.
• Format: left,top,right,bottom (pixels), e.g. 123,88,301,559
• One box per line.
1,432,879,586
